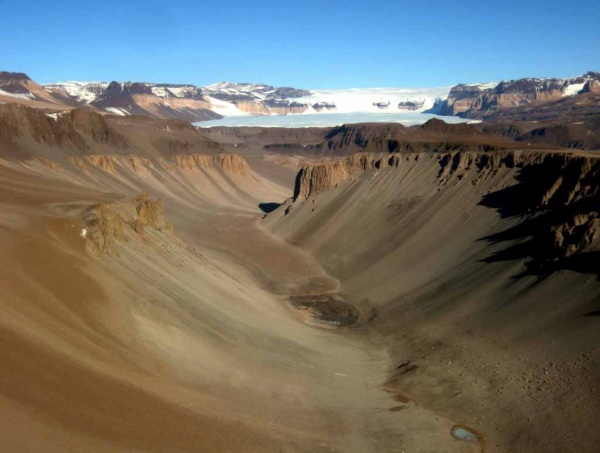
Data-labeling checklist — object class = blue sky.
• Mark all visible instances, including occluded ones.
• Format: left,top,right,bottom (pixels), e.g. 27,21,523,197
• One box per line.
1,0,598,88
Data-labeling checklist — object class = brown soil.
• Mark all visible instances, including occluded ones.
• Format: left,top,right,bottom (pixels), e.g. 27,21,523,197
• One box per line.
289,294,360,326
0,104,597,453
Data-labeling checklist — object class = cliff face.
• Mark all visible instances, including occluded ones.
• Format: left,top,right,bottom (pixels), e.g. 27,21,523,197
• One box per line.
43,79,313,120
582,75,600,93
231,100,309,115
92,81,313,119
62,152,251,180
170,153,249,176
0,104,237,165
263,119,530,157
215,153,250,176
314,123,410,154
129,95,218,121
438,72,600,120
88,82,219,121
0,71,33,94
293,153,388,199
0,71,74,106
0,104,127,150
68,109,128,148
295,150,599,200
291,150,600,268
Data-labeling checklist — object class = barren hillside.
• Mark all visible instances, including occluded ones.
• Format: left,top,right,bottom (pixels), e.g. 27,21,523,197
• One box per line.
0,105,598,453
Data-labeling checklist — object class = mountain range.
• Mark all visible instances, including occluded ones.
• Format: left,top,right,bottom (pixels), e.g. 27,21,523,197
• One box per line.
1,70,598,123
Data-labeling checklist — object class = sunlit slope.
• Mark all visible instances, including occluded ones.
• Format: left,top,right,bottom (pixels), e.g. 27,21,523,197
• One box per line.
0,113,482,453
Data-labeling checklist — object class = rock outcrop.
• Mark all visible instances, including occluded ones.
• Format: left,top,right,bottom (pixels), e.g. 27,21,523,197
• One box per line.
216,153,249,176
63,152,251,178
312,101,336,112
88,155,118,172
0,103,85,147
292,149,600,269
437,72,600,120
0,71,69,105
231,100,309,115
84,193,173,255
68,109,128,148
581,75,600,93
397,100,425,111
293,153,389,199
171,153,249,176
44,79,313,120
264,120,518,156
127,156,154,175
46,81,220,122
0,71,34,95
171,154,215,171
0,104,127,150
84,203,126,255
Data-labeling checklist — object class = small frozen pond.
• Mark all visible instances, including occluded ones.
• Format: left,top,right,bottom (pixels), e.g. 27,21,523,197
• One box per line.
451,426,478,442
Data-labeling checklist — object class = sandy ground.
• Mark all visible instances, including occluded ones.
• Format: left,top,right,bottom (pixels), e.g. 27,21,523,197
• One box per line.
0,157,483,453
0,115,598,453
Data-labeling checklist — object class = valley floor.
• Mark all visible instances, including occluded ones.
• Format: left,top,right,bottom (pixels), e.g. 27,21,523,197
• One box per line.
0,115,598,453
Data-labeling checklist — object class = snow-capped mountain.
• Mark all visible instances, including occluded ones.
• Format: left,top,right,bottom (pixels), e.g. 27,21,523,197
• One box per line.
202,81,310,101
434,72,600,118
1,70,598,122
43,81,217,121
42,80,454,119
41,80,314,120
44,81,109,104
0,71,76,105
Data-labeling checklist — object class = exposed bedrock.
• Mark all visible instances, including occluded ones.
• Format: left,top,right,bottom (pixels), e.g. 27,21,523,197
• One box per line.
84,193,174,255
292,150,600,272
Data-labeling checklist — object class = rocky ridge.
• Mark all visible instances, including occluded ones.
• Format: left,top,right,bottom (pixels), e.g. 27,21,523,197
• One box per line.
3,70,599,123
0,103,127,150
45,79,315,119
170,153,249,176
291,150,600,269
433,72,600,119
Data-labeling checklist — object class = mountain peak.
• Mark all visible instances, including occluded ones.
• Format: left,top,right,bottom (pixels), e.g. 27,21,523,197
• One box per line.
0,71,31,81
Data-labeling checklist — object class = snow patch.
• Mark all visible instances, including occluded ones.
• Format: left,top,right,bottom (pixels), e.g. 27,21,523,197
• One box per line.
105,107,130,116
203,81,277,101
46,111,69,121
151,86,169,98
166,86,191,98
563,82,586,96
44,81,108,104
0,89,34,100
205,96,250,117
463,82,497,91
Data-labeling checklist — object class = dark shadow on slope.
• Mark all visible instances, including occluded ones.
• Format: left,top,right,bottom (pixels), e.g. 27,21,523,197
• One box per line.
477,159,600,277
478,159,568,217
258,202,282,213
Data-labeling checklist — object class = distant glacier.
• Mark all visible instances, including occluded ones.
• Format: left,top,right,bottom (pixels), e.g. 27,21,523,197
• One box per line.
194,111,477,128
